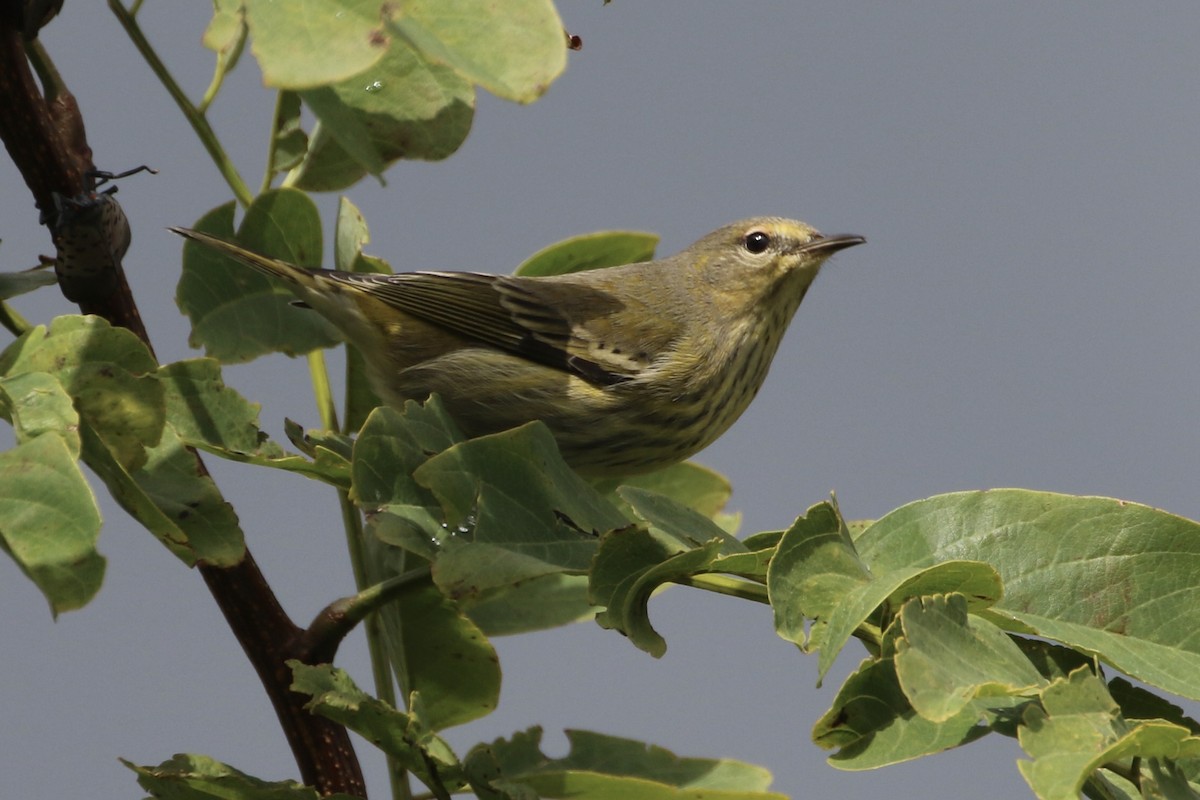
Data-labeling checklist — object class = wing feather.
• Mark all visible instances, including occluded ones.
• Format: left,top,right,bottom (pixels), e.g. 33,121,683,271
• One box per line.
334,270,634,386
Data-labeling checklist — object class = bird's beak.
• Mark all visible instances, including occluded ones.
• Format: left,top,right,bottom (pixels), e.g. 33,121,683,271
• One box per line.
800,233,866,256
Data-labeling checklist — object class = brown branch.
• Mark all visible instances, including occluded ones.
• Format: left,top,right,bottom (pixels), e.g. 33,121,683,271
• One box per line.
0,18,365,798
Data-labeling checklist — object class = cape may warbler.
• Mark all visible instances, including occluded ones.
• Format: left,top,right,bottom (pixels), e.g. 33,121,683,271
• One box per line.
172,218,863,476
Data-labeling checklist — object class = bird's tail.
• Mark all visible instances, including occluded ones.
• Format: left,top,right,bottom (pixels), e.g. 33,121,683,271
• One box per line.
169,226,316,288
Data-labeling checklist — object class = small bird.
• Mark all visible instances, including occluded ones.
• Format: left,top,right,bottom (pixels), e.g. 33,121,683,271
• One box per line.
171,218,863,476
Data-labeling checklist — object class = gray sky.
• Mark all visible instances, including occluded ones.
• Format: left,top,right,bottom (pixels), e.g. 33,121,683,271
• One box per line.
3,2,1200,798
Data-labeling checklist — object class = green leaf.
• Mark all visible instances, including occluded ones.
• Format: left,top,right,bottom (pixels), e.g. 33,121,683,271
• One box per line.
1,316,164,471
414,421,628,535
0,431,104,615
893,594,1043,723
373,575,500,731
202,0,246,79
813,654,1017,770
130,426,246,566
80,421,245,567
333,196,370,272
176,193,342,363
596,460,733,521
857,490,1200,703
617,486,745,554
767,500,868,650
1017,668,1200,800
158,358,268,454
591,526,722,657
817,559,1003,681
290,662,462,788
470,727,783,799
515,230,660,277
292,43,474,191
297,86,387,178
269,91,308,174
0,267,56,300
414,424,621,617
0,371,80,455
243,0,390,90
352,401,461,509
388,0,566,104
464,572,595,636
124,752,361,800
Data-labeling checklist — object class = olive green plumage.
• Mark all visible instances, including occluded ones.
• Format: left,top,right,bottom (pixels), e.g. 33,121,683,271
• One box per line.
171,218,863,476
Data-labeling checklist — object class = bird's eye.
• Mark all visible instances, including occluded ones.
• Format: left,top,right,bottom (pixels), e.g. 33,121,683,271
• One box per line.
743,231,771,254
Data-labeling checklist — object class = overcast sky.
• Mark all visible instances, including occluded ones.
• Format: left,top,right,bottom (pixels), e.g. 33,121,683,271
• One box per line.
3,3,1200,798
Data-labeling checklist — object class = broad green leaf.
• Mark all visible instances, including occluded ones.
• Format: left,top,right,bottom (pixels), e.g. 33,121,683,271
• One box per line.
202,0,246,79
356,405,616,637
415,424,617,610
596,460,733,521
814,654,1020,770
414,421,628,535
857,490,1200,702
373,576,500,731
464,572,595,636
158,358,267,453
0,432,104,615
893,594,1043,722
352,401,461,509
1,316,164,471
515,231,659,277
333,196,370,272
290,662,462,788
81,422,244,567
368,505,444,560
131,426,246,566
0,323,244,567
0,266,56,299
1017,668,1200,800
388,0,566,104
1,314,157,374
0,372,80,455
617,486,745,554
292,43,474,191
297,86,387,178
817,559,1003,681
243,0,389,89
176,193,342,363
471,727,783,799
72,362,164,471
124,753,360,800
269,91,308,174
591,526,722,657
767,500,868,649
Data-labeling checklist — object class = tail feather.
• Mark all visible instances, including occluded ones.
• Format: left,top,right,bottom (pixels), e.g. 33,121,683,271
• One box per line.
168,226,315,287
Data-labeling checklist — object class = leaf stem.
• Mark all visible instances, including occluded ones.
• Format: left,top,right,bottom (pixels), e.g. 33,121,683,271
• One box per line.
307,346,411,799
262,91,285,195
675,573,771,604
0,302,31,337
307,349,340,431
108,0,254,207
301,566,432,660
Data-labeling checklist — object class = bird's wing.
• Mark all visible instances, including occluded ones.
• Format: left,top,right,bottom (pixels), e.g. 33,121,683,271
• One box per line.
336,270,648,386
